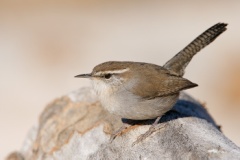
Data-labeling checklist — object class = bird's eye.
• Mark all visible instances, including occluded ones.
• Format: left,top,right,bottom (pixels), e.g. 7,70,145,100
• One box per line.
104,74,112,79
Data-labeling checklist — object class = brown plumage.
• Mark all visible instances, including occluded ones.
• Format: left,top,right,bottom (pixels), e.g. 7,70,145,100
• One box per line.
93,61,197,99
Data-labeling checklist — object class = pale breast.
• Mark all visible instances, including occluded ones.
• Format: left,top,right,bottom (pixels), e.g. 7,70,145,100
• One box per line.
102,87,179,120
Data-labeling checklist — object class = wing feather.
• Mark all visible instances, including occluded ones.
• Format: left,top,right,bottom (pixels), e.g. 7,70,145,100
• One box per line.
131,66,197,99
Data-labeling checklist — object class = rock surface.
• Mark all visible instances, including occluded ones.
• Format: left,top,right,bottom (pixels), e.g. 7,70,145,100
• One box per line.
6,87,240,160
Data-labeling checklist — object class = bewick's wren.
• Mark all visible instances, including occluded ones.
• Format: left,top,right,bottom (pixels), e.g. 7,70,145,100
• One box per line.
75,23,227,144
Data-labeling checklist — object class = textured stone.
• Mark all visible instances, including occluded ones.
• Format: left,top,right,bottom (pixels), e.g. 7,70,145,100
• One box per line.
6,87,240,160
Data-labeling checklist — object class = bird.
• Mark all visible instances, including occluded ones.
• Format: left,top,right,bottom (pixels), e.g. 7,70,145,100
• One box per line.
75,23,227,145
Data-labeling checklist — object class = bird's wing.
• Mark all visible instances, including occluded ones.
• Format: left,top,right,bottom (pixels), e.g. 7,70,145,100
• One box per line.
131,70,198,99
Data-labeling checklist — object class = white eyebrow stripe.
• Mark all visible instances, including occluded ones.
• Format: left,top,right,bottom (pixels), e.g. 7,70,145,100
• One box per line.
95,68,129,76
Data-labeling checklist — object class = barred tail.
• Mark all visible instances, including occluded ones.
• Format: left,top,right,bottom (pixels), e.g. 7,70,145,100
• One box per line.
164,23,227,76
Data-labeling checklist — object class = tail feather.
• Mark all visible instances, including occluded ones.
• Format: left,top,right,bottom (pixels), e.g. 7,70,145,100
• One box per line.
163,23,227,76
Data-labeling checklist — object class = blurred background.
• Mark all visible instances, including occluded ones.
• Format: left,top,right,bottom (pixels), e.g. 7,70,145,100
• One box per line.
1,0,240,159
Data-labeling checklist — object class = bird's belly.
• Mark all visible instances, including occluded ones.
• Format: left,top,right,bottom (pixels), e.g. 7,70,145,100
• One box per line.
100,91,179,120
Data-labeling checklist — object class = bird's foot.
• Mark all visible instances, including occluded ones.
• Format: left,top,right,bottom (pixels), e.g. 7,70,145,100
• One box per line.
132,116,164,146
110,123,131,143
132,123,166,146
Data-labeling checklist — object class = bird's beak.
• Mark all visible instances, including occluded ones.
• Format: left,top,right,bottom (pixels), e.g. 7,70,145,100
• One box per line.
74,73,92,78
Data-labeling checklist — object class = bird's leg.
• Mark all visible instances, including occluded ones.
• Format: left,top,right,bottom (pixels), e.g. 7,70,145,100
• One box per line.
110,122,131,143
132,116,165,146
